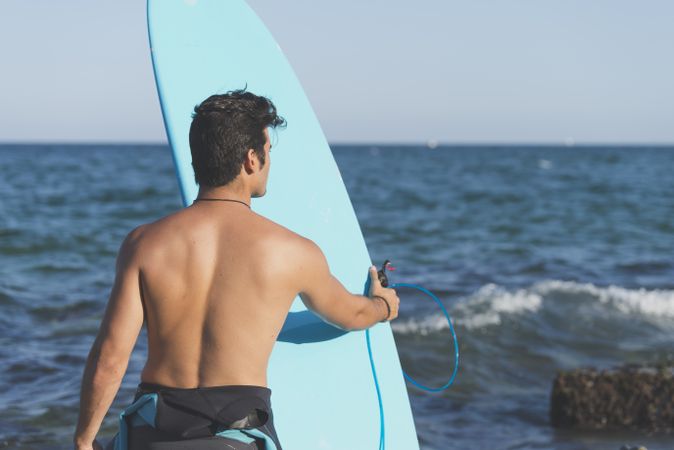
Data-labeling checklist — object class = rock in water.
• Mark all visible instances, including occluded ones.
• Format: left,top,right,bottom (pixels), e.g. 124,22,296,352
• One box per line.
550,364,674,433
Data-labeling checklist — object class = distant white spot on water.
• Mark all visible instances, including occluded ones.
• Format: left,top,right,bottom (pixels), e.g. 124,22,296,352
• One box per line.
564,137,576,147
427,139,439,149
538,159,552,170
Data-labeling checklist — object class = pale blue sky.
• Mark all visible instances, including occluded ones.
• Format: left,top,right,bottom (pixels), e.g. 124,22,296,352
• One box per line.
1,0,673,144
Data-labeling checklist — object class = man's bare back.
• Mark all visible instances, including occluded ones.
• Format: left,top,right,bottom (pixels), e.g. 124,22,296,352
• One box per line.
135,202,304,388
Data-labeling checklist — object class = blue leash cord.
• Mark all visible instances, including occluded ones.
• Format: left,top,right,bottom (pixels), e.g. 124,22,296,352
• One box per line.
365,327,386,450
364,264,460,449
390,282,460,392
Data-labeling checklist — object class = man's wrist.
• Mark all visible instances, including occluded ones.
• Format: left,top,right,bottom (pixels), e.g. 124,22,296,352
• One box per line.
371,295,391,322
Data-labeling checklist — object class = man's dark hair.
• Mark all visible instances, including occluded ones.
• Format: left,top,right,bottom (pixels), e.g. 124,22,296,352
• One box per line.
189,88,286,187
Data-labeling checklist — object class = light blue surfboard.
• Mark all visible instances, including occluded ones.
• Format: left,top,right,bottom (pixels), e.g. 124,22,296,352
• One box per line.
147,1,419,448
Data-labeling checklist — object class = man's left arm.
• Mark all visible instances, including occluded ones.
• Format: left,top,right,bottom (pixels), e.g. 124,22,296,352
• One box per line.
73,228,145,450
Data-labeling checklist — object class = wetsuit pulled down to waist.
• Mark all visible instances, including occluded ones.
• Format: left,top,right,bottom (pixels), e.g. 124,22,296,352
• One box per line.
109,382,282,450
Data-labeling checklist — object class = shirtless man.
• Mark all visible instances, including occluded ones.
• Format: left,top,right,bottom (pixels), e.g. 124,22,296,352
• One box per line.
73,89,400,450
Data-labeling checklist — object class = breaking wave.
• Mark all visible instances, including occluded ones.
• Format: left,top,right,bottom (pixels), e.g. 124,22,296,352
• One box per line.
391,280,674,335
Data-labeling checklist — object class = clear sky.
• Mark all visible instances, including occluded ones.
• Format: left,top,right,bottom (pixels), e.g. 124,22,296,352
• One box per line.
1,0,673,144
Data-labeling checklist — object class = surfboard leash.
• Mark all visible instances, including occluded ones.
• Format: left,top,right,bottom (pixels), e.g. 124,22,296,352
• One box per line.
377,259,460,391
365,260,460,448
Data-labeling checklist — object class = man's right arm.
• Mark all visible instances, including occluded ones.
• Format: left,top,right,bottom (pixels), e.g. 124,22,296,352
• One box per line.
294,238,399,331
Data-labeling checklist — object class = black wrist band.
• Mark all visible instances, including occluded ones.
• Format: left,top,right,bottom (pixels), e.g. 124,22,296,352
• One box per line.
372,295,391,322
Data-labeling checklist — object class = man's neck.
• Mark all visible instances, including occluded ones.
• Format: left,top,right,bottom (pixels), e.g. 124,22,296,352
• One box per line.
196,183,251,204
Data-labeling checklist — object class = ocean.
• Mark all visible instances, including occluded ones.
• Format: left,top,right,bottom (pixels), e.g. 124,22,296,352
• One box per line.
1,144,673,449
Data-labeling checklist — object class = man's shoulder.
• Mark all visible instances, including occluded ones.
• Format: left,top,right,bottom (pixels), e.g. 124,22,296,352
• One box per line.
258,215,305,246
252,215,317,260
123,216,167,243
114,222,151,267
117,211,180,257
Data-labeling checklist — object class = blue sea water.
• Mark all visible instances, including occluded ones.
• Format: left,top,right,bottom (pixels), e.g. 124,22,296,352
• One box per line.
1,144,673,449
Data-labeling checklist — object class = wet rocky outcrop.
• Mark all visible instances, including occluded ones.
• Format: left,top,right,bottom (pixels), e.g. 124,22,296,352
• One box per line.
550,364,674,433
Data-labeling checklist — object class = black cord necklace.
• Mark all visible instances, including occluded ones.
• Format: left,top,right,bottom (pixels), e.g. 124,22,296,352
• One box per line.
193,198,250,208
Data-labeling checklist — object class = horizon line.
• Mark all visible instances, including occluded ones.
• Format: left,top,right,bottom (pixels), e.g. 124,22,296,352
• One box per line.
1,140,674,148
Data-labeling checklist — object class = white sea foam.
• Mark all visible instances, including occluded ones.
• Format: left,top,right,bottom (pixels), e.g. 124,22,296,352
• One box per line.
392,283,542,334
532,280,674,318
454,283,543,330
391,314,453,336
391,280,674,334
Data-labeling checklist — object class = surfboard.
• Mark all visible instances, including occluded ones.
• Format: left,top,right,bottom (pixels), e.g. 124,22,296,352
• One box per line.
147,1,419,448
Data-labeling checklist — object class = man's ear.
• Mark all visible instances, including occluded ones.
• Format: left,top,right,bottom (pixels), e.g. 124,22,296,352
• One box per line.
243,148,258,174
